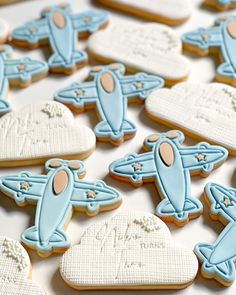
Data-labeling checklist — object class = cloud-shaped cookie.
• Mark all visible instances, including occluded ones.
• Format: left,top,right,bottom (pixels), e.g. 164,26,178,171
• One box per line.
0,236,45,295
145,82,236,155
60,211,198,290
88,22,190,85
0,101,96,166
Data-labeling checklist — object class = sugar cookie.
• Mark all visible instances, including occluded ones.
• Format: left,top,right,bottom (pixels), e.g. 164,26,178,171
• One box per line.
55,63,164,145
204,0,236,10
60,211,198,290
0,158,122,257
182,16,236,87
109,130,228,226
97,0,192,25
88,22,190,86
0,19,9,44
0,45,48,114
11,3,109,74
0,236,45,294
195,183,236,286
145,82,236,155
0,101,96,167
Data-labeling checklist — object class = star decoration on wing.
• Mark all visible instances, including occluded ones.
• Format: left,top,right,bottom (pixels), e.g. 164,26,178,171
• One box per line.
133,163,143,172
134,82,144,89
17,64,26,72
202,33,209,42
86,190,97,199
221,196,233,207
196,154,206,162
20,181,31,191
75,89,85,97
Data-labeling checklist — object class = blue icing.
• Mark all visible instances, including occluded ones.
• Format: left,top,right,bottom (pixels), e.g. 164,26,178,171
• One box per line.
0,45,48,115
182,16,236,82
54,63,164,144
12,4,109,72
195,183,236,285
109,130,228,225
0,158,121,255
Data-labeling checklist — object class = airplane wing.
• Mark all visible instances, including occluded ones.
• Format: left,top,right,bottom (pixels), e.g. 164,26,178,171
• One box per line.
182,27,223,50
70,180,121,215
119,73,164,101
12,18,50,45
71,11,108,34
109,152,156,186
54,81,99,110
179,143,228,175
0,172,48,205
205,183,236,223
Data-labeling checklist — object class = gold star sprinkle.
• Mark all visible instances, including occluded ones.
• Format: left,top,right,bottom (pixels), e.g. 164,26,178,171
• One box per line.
30,27,37,34
75,89,84,97
222,197,232,207
20,182,30,191
87,190,97,199
196,154,206,162
133,163,142,172
84,16,92,24
18,64,25,72
135,82,144,89
202,34,209,42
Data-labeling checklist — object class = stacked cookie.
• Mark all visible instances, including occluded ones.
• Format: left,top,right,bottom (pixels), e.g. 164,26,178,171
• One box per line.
0,1,235,294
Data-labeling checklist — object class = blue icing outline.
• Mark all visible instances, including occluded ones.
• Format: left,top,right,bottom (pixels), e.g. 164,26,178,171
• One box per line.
0,158,121,256
0,44,48,115
54,63,164,144
109,130,228,225
11,4,109,73
195,183,236,285
182,16,236,84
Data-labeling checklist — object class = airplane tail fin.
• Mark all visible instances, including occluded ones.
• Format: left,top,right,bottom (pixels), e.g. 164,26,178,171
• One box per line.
217,62,235,78
48,50,87,70
195,243,235,285
94,119,136,142
0,99,10,114
22,226,70,253
156,197,202,223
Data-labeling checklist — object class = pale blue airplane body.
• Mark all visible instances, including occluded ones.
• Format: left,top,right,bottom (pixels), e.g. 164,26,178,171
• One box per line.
0,159,121,256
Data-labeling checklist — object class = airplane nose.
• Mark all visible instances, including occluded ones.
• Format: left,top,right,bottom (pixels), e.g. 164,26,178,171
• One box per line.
182,29,207,45
208,184,225,201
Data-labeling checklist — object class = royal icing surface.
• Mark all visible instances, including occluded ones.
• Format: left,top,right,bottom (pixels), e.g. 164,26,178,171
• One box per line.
0,18,8,43
0,158,122,256
55,63,164,144
12,4,108,73
0,236,45,294
0,101,96,166
0,45,48,114
195,183,236,286
109,131,228,225
98,0,192,23
60,211,198,289
182,16,236,86
88,22,190,83
145,82,236,154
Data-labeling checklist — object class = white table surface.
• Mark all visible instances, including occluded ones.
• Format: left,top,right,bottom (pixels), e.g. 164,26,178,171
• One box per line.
0,0,236,294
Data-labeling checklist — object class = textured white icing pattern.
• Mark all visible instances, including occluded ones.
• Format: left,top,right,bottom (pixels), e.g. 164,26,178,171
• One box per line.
88,23,190,81
60,212,198,288
0,18,8,43
103,0,192,20
145,82,236,153
0,236,45,295
0,101,96,163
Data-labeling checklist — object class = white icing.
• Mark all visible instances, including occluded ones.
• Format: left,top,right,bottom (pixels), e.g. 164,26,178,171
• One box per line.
88,22,190,81
60,212,198,289
101,0,193,20
0,101,96,164
0,18,8,43
0,236,45,294
145,82,236,153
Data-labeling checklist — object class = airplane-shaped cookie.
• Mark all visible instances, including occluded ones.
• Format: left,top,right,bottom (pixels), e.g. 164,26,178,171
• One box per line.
54,63,164,145
0,45,48,114
195,183,236,286
182,16,236,86
109,130,228,225
11,3,108,74
0,158,122,257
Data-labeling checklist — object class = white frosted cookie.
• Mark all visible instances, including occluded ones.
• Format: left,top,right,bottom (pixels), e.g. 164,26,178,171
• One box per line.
0,236,45,295
88,22,190,85
97,0,193,25
60,211,198,290
0,19,9,43
0,101,96,166
145,82,236,155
